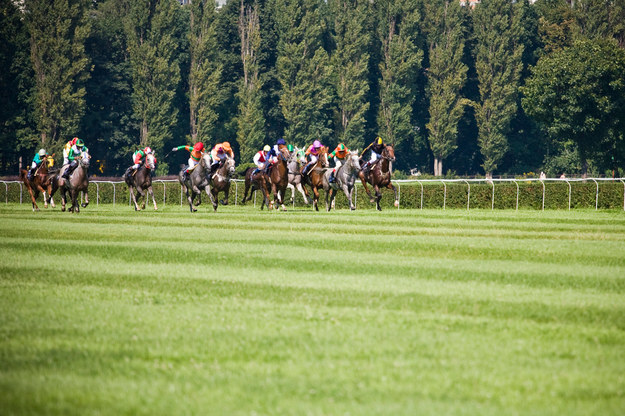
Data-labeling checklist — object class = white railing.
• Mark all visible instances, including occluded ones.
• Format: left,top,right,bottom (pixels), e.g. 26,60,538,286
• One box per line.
2,177,624,211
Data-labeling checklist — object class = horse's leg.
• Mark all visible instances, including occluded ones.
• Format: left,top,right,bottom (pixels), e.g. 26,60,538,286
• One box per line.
374,185,382,211
359,172,374,203
138,188,147,210
313,186,320,211
346,185,355,210
27,186,38,211
187,188,197,212
71,190,79,213
149,186,158,210
325,188,332,212
61,188,67,212
387,182,399,207
82,191,89,208
210,188,218,211
129,186,141,211
296,183,309,204
35,183,48,209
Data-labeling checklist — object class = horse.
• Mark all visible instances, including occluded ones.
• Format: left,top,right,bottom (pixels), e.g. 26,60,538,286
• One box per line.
50,150,91,213
208,156,236,211
358,144,398,211
323,150,361,211
286,147,309,205
124,153,158,211
241,166,273,209
19,157,56,211
178,153,215,212
268,147,290,211
302,146,329,211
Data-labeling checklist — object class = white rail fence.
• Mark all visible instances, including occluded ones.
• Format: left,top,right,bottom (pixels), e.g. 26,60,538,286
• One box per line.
2,177,625,210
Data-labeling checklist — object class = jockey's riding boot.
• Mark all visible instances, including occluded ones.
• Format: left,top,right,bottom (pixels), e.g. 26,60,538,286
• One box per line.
329,171,335,183
62,167,71,180
182,170,189,182
123,167,131,179
252,168,259,177
27,169,34,181
362,162,370,174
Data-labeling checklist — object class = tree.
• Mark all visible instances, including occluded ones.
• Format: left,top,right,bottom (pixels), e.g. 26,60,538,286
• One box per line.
329,0,370,151
521,38,625,176
424,0,469,176
375,0,423,169
24,0,91,150
189,0,222,144
472,0,524,177
125,0,183,163
274,0,334,146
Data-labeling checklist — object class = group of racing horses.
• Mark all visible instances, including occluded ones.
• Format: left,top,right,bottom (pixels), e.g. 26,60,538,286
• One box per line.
20,143,398,213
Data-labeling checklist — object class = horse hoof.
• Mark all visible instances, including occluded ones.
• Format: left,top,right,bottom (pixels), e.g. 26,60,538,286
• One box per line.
394,200,399,207
82,203,88,208
370,198,375,203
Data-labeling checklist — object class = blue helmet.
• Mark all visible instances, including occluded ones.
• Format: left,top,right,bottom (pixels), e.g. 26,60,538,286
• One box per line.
277,138,286,146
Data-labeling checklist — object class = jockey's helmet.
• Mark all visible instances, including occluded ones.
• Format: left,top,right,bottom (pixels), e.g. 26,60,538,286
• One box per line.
287,144,294,152
193,142,204,152
222,141,231,151
38,149,47,157
377,137,383,145
72,137,78,145
76,139,84,147
263,145,271,152
144,147,152,154
313,140,322,148
338,143,345,151
277,138,286,146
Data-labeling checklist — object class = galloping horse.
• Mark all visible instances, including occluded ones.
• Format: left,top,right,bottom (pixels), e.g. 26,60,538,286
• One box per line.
323,150,361,211
124,153,158,211
208,156,236,211
179,153,214,212
19,158,56,211
286,148,309,205
359,144,398,211
303,146,329,211
241,167,272,209
268,148,290,211
51,150,90,213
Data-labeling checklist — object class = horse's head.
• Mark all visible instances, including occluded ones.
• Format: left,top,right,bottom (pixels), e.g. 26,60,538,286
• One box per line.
319,146,329,167
145,153,156,170
225,157,235,177
79,150,91,168
296,148,306,164
201,152,212,167
382,144,395,162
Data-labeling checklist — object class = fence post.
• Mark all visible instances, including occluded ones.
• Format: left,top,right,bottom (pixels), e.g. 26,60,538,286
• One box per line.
96,183,100,206
235,181,239,207
442,180,447,210
112,183,116,206
565,179,571,211
162,181,166,205
4,182,7,204
395,181,401,209
19,183,22,204
620,179,625,211
463,180,470,210
591,178,599,210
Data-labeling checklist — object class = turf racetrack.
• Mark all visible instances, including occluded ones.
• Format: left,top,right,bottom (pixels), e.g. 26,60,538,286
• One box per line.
1,204,625,415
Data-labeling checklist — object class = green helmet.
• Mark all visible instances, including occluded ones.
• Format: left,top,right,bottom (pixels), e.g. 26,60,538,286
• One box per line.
287,144,294,152
76,139,85,147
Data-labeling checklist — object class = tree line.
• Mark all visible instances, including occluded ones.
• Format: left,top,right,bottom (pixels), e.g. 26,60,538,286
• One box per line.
1,0,624,178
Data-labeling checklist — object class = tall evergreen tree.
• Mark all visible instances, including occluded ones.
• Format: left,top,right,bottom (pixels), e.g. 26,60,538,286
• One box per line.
375,0,423,169
472,0,523,177
274,0,334,146
237,0,265,162
24,0,91,149
423,0,469,176
189,0,222,144
329,0,370,151
125,0,183,162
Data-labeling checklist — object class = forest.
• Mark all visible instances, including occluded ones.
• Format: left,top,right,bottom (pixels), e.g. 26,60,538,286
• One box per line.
1,0,624,178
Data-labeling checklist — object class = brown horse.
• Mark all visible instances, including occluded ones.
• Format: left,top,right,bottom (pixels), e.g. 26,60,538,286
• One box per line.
241,167,273,209
302,146,329,211
124,153,158,211
19,157,56,211
359,144,398,211
208,156,236,211
268,148,290,211
50,150,91,213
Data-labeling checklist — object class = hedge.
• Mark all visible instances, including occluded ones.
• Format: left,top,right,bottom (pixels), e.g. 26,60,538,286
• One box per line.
2,178,624,210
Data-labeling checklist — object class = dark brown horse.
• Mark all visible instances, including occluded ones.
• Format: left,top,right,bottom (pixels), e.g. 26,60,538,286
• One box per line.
268,147,290,211
302,146,329,211
19,157,56,211
50,150,91,213
241,167,273,209
208,156,236,211
359,144,398,211
124,153,158,211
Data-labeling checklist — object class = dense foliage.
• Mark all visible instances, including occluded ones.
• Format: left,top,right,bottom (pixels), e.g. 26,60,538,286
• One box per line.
1,0,624,178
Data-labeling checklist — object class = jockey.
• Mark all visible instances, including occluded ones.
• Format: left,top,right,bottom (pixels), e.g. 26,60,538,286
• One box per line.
252,145,271,176
63,137,78,165
361,136,385,173
27,149,47,181
62,139,88,180
210,141,234,174
125,147,154,177
302,140,323,176
267,138,287,164
172,142,204,181
328,143,349,183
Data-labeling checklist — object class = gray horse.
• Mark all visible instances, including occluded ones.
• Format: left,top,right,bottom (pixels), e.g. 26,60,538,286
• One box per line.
208,156,235,211
286,147,309,205
323,150,360,211
125,153,158,211
179,153,215,212
51,150,90,213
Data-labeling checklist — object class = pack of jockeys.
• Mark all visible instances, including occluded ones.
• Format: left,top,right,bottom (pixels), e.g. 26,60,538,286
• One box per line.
61,138,88,180
124,146,155,178
360,136,385,174
209,141,234,175
27,149,48,181
172,142,205,182
328,143,349,183
302,140,324,177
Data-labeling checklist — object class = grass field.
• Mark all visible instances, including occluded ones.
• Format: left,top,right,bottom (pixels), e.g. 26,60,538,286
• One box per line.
1,203,625,415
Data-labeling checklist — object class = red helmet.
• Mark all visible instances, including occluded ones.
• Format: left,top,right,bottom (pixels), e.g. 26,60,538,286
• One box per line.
193,142,204,152
72,137,78,145
144,147,152,154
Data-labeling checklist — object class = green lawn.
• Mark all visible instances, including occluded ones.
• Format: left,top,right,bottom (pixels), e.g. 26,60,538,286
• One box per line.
1,204,624,415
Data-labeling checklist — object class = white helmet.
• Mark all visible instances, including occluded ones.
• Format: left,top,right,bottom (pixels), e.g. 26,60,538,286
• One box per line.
38,149,46,157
